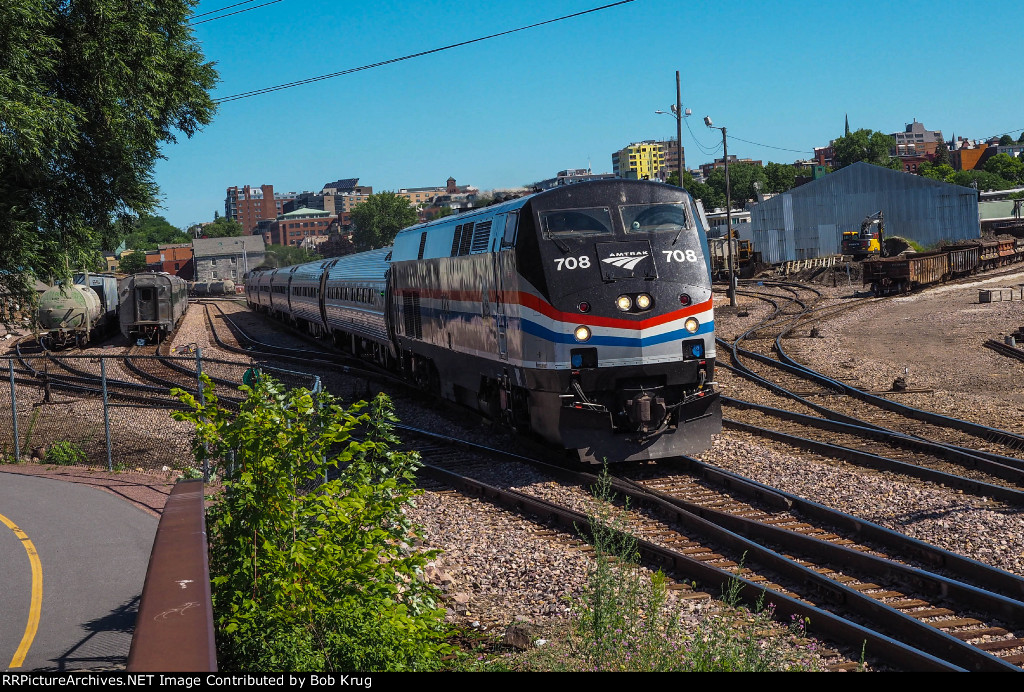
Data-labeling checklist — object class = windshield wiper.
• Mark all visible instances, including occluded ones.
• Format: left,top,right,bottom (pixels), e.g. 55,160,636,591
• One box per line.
550,236,571,253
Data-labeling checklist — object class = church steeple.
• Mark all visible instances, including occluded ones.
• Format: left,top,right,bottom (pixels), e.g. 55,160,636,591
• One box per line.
845,114,850,136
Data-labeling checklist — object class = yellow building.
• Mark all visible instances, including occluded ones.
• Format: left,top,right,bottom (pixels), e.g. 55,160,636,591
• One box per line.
612,141,666,180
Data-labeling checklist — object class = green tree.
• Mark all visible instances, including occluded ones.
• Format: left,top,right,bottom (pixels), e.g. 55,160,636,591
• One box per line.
260,244,321,269
831,129,901,170
1000,134,1015,146
682,172,724,210
351,192,418,250
951,169,1013,191
0,1,216,307
918,161,956,183
934,139,951,166
983,153,1024,185
706,162,766,208
124,214,191,251
763,162,803,194
118,251,149,274
202,216,244,238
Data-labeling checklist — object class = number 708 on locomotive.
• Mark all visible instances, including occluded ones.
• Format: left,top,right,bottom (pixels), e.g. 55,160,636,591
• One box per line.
248,179,721,462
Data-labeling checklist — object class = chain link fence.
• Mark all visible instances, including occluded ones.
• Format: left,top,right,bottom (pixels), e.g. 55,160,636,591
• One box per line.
1,353,319,478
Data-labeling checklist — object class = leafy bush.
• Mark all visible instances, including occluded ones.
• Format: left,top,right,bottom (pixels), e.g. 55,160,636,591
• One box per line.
172,375,451,671
46,440,87,466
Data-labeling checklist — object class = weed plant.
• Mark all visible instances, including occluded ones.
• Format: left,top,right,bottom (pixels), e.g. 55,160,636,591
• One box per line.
528,466,819,672
46,439,87,465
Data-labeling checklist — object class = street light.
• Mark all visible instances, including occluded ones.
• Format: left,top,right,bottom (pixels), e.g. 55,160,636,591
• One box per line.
704,115,737,308
654,71,690,188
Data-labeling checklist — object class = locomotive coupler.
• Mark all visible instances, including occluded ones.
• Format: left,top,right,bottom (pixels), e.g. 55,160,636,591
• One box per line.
624,390,668,433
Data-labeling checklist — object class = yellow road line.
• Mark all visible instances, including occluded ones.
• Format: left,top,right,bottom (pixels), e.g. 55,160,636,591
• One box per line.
0,512,42,669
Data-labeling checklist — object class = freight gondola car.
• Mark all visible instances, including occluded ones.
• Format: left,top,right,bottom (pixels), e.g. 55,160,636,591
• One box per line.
940,244,981,278
119,273,189,343
978,239,1001,270
863,251,950,296
248,179,721,463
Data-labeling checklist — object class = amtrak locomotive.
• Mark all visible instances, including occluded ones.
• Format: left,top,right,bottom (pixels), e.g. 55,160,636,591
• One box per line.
248,179,721,462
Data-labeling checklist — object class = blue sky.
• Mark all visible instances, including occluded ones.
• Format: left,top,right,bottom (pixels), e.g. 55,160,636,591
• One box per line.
154,0,1024,229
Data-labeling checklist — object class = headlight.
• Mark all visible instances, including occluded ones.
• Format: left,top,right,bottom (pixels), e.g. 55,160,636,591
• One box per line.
616,295,632,311
574,325,592,342
684,317,699,334
636,293,652,310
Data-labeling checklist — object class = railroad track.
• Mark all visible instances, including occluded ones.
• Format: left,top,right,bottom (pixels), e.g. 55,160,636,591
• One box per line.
392,424,1024,671
985,339,1024,364
718,284,1024,498
9,337,185,406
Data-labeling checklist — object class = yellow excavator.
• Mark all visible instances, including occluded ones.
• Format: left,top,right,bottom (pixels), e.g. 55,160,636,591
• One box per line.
842,211,885,260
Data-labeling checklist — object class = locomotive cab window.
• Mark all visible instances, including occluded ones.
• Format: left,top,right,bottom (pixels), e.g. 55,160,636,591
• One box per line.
620,204,691,234
501,211,519,247
540,207,613,238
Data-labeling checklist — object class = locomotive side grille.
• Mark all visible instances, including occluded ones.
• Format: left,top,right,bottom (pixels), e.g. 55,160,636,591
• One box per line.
417,232,428,260
470,221,492,253
403,291,422,339
450,224,464,257
458,222,474,256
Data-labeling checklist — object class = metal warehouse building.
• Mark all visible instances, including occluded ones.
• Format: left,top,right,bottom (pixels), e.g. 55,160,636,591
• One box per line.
749,162,979,263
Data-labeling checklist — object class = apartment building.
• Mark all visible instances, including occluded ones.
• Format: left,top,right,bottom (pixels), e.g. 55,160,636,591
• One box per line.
225,185,296,233
612,141,666,180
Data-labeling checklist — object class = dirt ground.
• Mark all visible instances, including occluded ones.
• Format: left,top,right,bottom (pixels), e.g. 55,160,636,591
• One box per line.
803,268,1024,407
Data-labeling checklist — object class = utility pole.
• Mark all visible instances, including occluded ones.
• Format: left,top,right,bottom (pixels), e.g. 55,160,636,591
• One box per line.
655,71,689,187
705,117,737,308
675,71,683,187
723,127,736,307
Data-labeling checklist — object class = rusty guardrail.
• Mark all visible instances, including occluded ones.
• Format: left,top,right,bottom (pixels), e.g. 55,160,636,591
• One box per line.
127,479,217,671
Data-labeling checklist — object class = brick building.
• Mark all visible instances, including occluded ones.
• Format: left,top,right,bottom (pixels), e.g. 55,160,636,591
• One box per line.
225,184,296,233
261,207,336,247
144,244,194,279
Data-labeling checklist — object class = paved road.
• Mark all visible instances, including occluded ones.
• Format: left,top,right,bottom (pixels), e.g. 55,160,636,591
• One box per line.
0,473,156,671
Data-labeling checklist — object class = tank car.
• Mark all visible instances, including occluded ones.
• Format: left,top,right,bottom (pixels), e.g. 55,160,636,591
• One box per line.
191,279,236,297
36,273,120,348
119,273,189,343
248,179,721,462
37,284,103,348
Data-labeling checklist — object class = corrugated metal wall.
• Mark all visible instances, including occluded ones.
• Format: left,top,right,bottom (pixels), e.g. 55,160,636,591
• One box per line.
750,162,980,263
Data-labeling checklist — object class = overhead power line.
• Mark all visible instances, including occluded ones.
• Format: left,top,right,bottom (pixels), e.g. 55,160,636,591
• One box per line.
213,0,637,103
191,0,282,26
191,1,258,20
681,115,721,156
727,134,811,155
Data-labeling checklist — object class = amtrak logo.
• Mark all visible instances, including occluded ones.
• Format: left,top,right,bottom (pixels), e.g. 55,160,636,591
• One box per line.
602,252,650,270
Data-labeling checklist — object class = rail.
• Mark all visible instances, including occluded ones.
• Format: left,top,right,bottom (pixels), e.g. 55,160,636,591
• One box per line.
126,479,217,672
